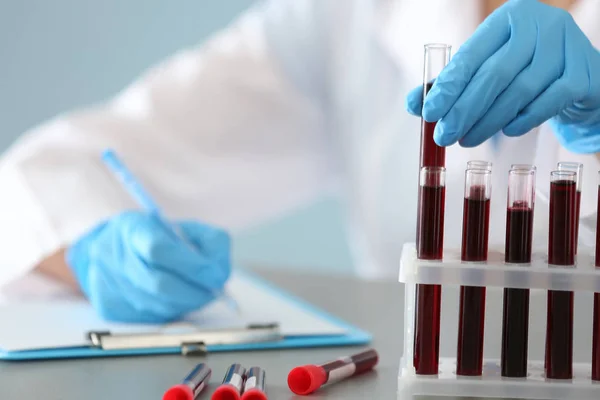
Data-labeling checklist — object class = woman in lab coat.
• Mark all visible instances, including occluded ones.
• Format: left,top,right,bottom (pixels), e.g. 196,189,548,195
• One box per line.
0,0,599,322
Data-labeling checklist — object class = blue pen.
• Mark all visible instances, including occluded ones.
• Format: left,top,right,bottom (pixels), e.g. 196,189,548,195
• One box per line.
101,149,239,313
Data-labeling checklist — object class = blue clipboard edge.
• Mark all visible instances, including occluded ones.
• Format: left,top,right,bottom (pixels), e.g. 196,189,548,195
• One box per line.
0,269,372,361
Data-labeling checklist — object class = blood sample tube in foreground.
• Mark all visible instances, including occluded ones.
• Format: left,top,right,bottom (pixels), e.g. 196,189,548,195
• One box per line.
414,167,446,375
557,162,583,256
287,349,378,395
456,168,491,376
419,44,451,168
501,167,536,378
241,367,267,400
163,364,212,400
593,172,600,381
212,364,246,400
545,170,576,380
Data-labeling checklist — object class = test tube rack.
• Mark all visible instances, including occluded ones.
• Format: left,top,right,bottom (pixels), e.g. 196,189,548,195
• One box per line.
398,243,600,400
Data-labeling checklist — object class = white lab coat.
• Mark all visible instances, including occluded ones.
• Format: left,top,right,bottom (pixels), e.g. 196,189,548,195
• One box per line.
1,0,600,288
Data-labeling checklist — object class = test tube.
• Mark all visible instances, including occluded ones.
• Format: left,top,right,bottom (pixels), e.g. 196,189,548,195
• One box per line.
287,349,379,395
241,367,267,400
212,364,246,400
419,44,451,168
501,167,536,378
456,168,491,376
467,160,492,171
414,166,446,375
557,162,583,256
511,164,537,172
545,170,576,380
163,363,212,400
593,171,600,381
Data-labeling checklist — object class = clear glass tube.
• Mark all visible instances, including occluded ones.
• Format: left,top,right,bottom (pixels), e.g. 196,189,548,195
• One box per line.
510,164,536,172
594,171,600,381
467,160,492,172
501,168,535,378
419,44,451,169
506,168,536,216
557,162,583,191
414,166,445,376
457,169,491,377
546,170,576,380
423,43,452,84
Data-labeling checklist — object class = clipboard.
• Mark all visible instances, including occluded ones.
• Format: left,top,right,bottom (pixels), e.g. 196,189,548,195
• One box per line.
0,271,372,360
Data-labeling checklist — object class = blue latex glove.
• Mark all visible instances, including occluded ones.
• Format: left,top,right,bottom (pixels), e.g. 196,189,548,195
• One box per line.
66,211,231,323
405,0,600,153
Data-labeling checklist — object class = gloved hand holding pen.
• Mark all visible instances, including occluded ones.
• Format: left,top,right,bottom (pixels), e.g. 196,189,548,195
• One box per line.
64,149,233,324
67,211,231,323
406,0,600,153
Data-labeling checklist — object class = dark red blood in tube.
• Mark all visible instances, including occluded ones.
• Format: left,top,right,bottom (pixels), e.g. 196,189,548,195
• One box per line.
419,83,445,168
548,180,576,266
546,178,576,380
460,191,490,262
593,185,600,381
546,291,574,379
414,284,442,374
414,178,445,375
574,191,581,255
456,286,486,376
417,185,445,260
456,184,490,376
505,205,534,264
593,293,600,381
501,205,534,378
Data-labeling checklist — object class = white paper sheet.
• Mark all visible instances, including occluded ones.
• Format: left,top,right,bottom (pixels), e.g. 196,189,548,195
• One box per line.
0,271,346,352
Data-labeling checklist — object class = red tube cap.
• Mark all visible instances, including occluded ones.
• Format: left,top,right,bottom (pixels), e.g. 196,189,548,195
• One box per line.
240,388,268,400
287,365,327,395
163,385,194,400
211,385,241,400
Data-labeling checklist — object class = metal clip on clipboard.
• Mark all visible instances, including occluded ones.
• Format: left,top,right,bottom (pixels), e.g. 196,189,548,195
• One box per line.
87,323,282,356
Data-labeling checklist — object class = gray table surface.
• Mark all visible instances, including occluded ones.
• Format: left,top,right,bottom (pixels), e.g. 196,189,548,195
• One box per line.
0,269,404,400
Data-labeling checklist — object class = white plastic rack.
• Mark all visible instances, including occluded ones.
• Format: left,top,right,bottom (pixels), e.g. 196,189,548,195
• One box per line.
398,243,600,400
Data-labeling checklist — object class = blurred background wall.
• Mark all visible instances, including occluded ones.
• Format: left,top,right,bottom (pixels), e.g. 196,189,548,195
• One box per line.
0,0,353,274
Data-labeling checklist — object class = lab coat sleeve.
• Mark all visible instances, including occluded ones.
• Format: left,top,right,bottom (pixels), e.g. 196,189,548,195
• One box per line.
0,1,335,286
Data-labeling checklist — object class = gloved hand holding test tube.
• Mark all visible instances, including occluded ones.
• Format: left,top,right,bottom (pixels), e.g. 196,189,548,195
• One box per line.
100,149,240,315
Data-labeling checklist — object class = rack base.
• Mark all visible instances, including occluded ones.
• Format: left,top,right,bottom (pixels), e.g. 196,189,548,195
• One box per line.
398,357,600,399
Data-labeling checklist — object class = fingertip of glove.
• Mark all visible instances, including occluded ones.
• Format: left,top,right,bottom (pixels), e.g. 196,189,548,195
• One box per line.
422,102,440,123
457,137,479,148
433,123,457,147
502,123,525,137
405,90,423,117
405,101,422,117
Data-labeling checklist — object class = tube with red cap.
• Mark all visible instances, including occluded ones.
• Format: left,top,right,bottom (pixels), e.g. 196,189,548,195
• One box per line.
212,364,246,400
287,348,379,395
163,363,212,400
241,367,267,400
